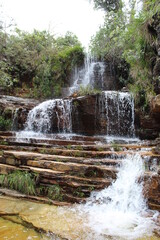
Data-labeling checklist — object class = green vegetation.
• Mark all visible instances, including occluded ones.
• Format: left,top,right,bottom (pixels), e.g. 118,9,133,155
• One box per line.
0,27,84,99
0,171,37,195
92,0,121,12
111,141,122,151
47,185,63,201
66,144,72,150
90,0,160,110
0,171,63,200
77,85,101,96
73,187,85,198
37,184,64,201
0,116,12,131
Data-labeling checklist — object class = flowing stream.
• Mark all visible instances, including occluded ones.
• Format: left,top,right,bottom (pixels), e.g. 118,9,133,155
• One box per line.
0,155,159,240
81,154,158,239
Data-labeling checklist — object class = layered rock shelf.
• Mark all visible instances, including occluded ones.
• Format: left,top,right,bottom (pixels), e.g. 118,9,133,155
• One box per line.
0,131,159,210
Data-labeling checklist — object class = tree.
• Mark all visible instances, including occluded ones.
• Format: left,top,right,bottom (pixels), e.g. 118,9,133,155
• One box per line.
0,27,85,98
92,0,121,12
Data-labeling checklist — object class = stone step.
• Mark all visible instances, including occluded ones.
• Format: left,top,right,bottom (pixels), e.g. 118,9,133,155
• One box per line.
0,162,111,188
0,145,123,166
0,188,71,206
21,165,111,185
0,131,16,137
2,145,160,161
1,147,160,171
2,149,122,166
0,163,111,199
40,178,107,190
0,131,104,142
1,151,118,179
0,163,22,174
0,136,96,146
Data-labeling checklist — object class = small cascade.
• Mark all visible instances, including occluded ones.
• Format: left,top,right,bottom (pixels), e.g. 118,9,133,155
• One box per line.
69,55,106,95
25,99,72,134
99,91,135,137
83,154,158,239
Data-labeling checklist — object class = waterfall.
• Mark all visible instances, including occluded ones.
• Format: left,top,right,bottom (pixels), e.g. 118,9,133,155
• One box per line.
83,154,158,239
100,91,135,137
24,99,72,134
69,55,106,95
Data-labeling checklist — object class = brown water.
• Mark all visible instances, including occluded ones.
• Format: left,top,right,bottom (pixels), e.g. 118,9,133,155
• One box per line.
0,196,159,240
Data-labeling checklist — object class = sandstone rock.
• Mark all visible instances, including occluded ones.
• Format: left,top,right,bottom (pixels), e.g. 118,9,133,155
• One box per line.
0,95,40,131
151,94,160,115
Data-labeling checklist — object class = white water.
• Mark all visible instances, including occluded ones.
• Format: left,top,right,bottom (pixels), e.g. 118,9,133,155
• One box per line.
69,56,106,95
24,98,72,134
100,91,135,137
82,154,158,239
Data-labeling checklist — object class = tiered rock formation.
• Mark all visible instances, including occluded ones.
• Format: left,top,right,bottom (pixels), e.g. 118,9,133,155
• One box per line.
0,131,159,210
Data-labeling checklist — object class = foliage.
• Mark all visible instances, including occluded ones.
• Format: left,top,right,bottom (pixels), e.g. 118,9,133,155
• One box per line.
47,185,63,201
111,141,122,151
77,85,101,96
0,171,65,201
90,0,160,108
92,0,121,12
90,9,126,61
0,116,12,131
0,171,37,195
36,184,63,201
0,27,85,99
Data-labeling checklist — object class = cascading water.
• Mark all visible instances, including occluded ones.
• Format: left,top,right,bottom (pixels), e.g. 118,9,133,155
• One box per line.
82,154,158,239
99,91,135,137
24,98,72,134
69,55,106,95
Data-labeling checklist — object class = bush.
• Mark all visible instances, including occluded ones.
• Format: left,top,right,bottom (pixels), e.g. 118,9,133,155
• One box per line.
77,85,101,96
0,116,12,131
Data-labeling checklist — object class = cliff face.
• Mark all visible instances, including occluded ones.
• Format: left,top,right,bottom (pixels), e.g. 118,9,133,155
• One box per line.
152,13,160,94
134,14,160,140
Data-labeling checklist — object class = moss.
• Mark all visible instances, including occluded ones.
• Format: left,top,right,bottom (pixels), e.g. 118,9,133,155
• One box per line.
0,141,8,145
3,108,13,119
73,187,85,198
75,145,83,151
111,141,122,151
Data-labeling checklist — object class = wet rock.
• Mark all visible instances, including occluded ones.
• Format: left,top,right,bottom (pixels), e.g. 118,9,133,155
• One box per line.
136,114,160,140
72,95,98,135
143,174,160,210
0,95,40,131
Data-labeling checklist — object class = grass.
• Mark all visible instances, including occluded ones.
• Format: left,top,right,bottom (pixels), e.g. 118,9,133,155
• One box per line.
111,141,122,152
77,85,101,96
0,116,12,131
0,171,64,201
0,171,37,195
73,187,85,198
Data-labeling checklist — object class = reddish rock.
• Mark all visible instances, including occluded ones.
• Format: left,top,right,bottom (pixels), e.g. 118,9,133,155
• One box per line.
151,94,160,115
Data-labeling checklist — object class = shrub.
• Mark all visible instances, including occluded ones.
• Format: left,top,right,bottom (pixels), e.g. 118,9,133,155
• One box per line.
0,116,12,131
77,85,101,96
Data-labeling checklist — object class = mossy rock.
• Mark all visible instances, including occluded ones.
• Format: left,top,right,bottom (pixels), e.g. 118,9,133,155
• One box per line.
3,107,13,119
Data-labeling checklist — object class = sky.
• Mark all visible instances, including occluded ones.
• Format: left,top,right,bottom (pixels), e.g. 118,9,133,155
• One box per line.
0,0,105,48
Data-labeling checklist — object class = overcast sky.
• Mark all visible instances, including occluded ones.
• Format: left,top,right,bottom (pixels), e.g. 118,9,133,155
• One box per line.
0,0,105,48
